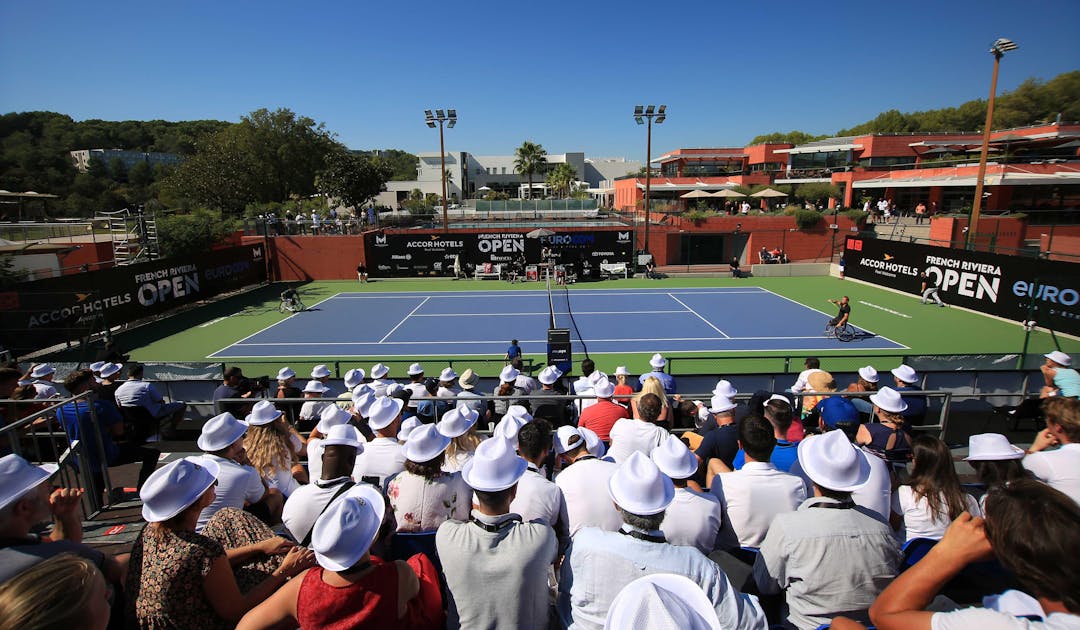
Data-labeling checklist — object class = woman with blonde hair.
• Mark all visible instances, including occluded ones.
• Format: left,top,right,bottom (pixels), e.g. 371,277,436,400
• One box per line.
245,400,307,497
0,553,112,630
436,405,481,472
632,376,671,428
612,366,634,406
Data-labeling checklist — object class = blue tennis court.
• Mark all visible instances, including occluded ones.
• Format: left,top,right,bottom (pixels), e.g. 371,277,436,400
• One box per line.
209,287,907,358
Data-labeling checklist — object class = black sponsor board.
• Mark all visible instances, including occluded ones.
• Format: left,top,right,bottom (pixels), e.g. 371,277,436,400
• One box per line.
843,236,1080,336
364,230,634,277
0,244,267,354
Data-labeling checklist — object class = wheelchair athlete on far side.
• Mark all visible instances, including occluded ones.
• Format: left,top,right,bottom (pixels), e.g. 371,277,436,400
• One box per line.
279,287,305,313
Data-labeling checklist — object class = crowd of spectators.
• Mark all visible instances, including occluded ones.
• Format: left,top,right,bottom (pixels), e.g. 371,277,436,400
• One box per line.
0,349,1077,629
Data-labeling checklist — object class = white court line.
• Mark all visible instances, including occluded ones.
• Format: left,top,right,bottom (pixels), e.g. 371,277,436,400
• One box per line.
332,289,768,299
198,316,230,328
667,294,730,339
233,334,854,347
857,300,912,319
756,288,911,350
378,296,430,343
207,292,340,358
410,309,691,317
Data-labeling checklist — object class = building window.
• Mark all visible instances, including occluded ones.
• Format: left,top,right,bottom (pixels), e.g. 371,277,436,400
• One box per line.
501,167,506,174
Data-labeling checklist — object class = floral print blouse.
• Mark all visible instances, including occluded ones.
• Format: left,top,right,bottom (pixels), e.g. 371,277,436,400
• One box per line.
386,469,472,532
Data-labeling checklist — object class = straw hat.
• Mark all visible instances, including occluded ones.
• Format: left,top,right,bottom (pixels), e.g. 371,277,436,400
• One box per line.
459,369,479,390
807,371,835,392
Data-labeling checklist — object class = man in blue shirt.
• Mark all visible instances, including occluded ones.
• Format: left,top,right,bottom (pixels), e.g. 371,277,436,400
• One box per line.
639,353,677,394
730,398,799,472
57,370,159,500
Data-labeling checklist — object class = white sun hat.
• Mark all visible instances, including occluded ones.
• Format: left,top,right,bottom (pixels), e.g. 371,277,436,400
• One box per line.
462,437,528,492
965,433,1025,461
854,366,877,383
499,365,520,383
276,366,297,381
554,425,585,455
708,395,737,414
538,365,563,385
397,417,423,442
99,363,122,379
407,363,425,376
30,364,56,378
0,454,58,510
436,407,478,438
608,451,675,515
402,424,452,462
351,383,374,402
343,368,366,389
577,426,608,458
891,364,919,384
711,380,737,398
367,396,404,431
651,434,698,480
311,364,332,379
316,405,352,434
197,412,248,452
796,430,872,492
245,400,283,426
320,424,365,450
311,484,385,572
89,361,106,373
589,370,609,385
303,380,329,394
504,405,532,422
1044,350,1072,367
140,457,219,523
605,573,722,630
458,369,479,390
869,387,908,414
352,392,377,418
649,354,667,369
614,366,631,376
439,367,458,382
593,379,616,399
494,414,529,443
370,363,390,379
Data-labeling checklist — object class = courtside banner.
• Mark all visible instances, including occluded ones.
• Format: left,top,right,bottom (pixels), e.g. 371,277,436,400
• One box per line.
843,236,1079,336
365,230,633,277
0,244,266,354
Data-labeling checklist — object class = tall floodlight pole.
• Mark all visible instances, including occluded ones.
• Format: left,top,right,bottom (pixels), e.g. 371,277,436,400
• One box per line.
967,38,1018,249
635,105,666,255
425,109,457,233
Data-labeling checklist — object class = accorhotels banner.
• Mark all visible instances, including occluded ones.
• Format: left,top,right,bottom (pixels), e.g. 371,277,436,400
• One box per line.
843,236,1079,336
364,230,634,277
0,244,266,354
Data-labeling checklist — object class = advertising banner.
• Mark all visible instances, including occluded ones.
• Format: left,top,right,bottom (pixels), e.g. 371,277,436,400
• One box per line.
843,236,1079,336
364,230,634,277
1,244,267,354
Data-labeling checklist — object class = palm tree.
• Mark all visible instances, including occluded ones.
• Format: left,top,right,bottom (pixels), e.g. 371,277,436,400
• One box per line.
514,141,547,199
546,162,577,198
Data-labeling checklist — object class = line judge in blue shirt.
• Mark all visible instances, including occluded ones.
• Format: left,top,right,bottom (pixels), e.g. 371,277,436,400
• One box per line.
638,353,677,394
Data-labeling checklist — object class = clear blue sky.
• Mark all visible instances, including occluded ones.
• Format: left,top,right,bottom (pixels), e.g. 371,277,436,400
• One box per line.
2,0,1077,159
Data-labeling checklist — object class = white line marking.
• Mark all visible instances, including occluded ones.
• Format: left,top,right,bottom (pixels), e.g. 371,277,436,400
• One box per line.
207,292,340,357
410,309,692,317
667,294,730,338
198,316,229,328
757,288,910,351
231,334,861,347
331,290,768,299
378,297,429,343
857,300,912,319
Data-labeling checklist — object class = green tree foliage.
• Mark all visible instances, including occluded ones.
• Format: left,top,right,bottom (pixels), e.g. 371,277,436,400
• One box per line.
749,131,828,145
514,141,547,199
317,149,393,208
158,208,241,259
545,162,578,198
793,182,840,203
352,149,418,181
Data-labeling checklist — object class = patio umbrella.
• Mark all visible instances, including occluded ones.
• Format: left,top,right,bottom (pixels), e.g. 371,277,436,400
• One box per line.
750,188,789,198
679,190,714,199
711,189,746,198
526,228,555,238
477,186,492,192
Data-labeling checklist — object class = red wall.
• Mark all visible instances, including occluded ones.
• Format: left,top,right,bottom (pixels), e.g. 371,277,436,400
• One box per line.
57,240,115,273
243,235,367,282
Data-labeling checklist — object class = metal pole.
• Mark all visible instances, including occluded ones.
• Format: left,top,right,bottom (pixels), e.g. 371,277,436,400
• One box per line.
439,121,448,234
968,52,1002,249
644,118,652,255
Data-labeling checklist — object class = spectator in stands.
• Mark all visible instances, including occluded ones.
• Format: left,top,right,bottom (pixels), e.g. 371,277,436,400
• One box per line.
491,366,525,422
195,412,284,530
554,426,621,535
890,364,927,424
297,380,329,430
57,370,159,498
369,363,394,397
308,364,333,396
96,362,123,402
213,367,260,417
493,407,531,446
354,397,407,487
244,401,307,498
114,362,188,440
336,368,365,409
437,405,481,472
272,366,303,424
129,458,314,628
387,424,471,532
728,397,798,472
788,357,824,395
753,430,900,629
1040,350,1080,399
454,369,487,421
531,365,572,427
846,365,880,415
402,362,426,404
511,357,537,393
696,396,741,479
892,435,981,542
436,367,459,399
856,387,913,463
609,393,669,463
807,376,861,438
963,433,1029,508
511,420,570,549
0,553,114,630
799,370,835,425
710,416,806,549
282,424,365,543
612,365,634,405
652,435,727,554
578,377,630,443
26,363,60,399
304,405,353,481
558,452,766,630
865,479,1080,630
1023,396,1080,504
604,573,725,630
571,358,597,414
438,438,558,629
639,353,676,394
633,376,673,428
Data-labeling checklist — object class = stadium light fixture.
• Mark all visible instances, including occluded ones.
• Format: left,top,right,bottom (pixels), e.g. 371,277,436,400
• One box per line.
968,38,1018,249
425,108,458,233
634,104,667,255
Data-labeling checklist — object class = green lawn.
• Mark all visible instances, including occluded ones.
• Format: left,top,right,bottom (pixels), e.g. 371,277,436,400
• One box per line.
83,275,1079,378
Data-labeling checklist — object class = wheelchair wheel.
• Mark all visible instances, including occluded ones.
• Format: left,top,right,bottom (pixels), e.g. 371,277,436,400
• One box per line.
278,302,287,313
835,324,855,342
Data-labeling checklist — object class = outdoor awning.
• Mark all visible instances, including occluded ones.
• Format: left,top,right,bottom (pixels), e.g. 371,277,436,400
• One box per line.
652,153,748,163
635,181,740,191
851,171,1080,189
775,143,862,154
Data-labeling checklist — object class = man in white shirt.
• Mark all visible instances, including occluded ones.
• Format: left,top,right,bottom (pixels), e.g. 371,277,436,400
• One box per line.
27,363,60,399
353,396,406,487
282,424,368,543
335,368,365,409
553,426,621,535
571,359,598,417
608,393,668,463
403,363,427,410
369,363,395,397
511,420,570,551
298,380,329,429
652,434,730,554
436,366,459,399
114,362,187,437
710,415,805,548
1023,396,1080,504
310,364,335,397
788,357,824,394
194,412,281,531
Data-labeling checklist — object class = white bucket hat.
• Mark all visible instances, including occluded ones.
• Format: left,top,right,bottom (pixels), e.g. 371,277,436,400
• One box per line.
504,405,532,422
614,366,631,376
554,426,585,455
857,366,879,383
352,391,376,418
367,396,403,431
499,365,520,383
891,364,919,384
303,380,328,394
965,433,1024,461
140,457,219,523
317,404,353,434
796,430,872,492
459,369,479,390
320,424,365,450
462,437,528,492
578,426,607,458
311,484,385,572
99,363,122,379
311,364,332,379
0,454,58,510
351,383,374,402
494,413,529,443
30,364,55,379
89,361,106,373
652,434,698,480
605,574,722,630
439,367,458,382
407,363,425,376
397,417,423,442
245,400,283,426
649,353,667,369
276,367,296,381
436,406,478,438
343,368,366,389
608,451,675,515
589,370,608,385
593,379,615,399
869,386,908,414
1045,350,1072,367
197,412,247,452
403,424,452,462
711,380,737,398
538,365,563,385
370,363,390,379
708,395,737,414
